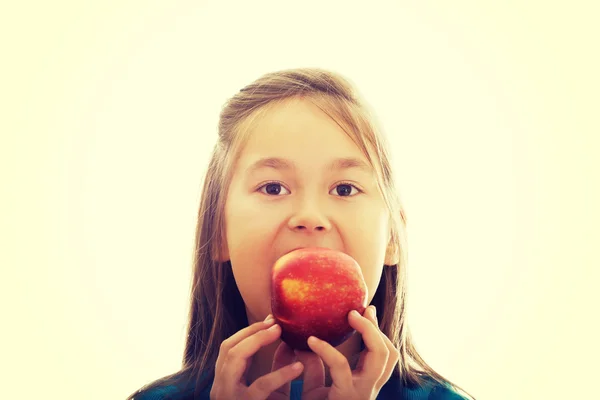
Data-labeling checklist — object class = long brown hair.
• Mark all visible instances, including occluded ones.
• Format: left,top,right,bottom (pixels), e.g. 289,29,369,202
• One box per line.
127,68,474,399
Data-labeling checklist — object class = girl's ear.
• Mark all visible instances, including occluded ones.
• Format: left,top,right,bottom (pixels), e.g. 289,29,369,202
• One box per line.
384,209,406,266
384,239,399,266
384,211,403,266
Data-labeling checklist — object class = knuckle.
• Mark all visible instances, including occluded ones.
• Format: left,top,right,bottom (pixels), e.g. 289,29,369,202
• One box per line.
250,376,272,395
332,353,349,370
258,328,270,338
259,326,277,340
219,339,230,353
226,346,241,360
378,347,390,360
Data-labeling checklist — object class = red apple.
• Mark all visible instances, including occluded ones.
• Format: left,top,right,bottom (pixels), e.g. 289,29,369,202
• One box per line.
271,247,368,351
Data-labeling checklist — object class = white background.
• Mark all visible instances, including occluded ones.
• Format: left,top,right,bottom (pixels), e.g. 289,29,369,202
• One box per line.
2,1,598,399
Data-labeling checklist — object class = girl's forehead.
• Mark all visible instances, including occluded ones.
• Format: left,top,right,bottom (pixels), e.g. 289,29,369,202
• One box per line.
239,99,364,157
242,156,376,180
230,97,384,183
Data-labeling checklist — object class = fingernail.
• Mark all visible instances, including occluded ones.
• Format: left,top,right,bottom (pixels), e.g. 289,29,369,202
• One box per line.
291,361,303,371
264,314,274,323
267,324,280,332
350,310,360,318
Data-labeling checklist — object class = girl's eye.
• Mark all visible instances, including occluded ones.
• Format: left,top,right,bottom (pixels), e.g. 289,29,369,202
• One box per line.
329,183,361,197
258,182,362,197
259,182,290,196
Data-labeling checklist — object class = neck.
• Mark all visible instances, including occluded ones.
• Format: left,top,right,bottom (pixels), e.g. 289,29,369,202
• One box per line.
246,331,363,387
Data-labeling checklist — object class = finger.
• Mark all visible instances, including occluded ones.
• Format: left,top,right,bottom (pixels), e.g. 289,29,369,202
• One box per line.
348,308,388,384
364,306,400,390
306,336,353,391
223,323,282,387
365,305,378,327
293,349,325,393
270,341,296,396
215,315,276,376
375,330,400,390
246,361,304,400
351,306,378,373
356,305,379,371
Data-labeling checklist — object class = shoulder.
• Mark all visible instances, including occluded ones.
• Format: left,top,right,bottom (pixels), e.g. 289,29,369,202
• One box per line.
428,383,472,400
128,370,210,400
130,384,181,400
378,374,472,400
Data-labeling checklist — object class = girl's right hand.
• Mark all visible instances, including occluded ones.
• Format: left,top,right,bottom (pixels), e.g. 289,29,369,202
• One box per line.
210,315,305,400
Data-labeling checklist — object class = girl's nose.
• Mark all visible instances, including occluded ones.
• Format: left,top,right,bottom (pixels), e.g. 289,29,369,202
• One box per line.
288,204,332,233
293,223,327,232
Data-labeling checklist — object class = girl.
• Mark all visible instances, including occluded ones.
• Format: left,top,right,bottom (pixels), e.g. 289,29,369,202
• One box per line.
127,68,475,400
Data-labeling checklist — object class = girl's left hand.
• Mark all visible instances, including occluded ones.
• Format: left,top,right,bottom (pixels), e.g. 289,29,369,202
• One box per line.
297,305,400,400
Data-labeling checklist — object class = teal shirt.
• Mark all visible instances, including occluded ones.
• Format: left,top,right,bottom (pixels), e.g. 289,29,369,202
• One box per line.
131,373,470,399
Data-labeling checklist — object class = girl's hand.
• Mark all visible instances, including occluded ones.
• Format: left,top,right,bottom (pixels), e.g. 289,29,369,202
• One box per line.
210,315,304,400
297,305,400,400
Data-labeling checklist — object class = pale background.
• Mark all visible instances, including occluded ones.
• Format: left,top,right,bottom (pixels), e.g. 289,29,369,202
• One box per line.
2,1,598,399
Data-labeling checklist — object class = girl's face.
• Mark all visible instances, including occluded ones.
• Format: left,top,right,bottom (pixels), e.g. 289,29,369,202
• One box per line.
224,98,390,324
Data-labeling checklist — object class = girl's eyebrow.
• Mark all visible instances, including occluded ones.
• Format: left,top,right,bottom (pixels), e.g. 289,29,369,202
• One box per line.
245,156,374,176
